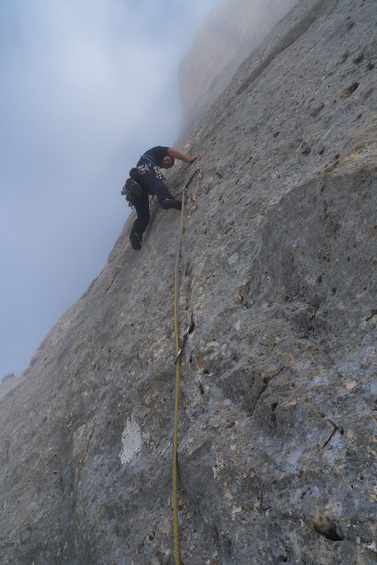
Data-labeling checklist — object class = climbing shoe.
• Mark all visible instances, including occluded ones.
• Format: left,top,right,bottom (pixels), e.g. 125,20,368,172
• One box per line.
160,199,182,210
129,231,142,251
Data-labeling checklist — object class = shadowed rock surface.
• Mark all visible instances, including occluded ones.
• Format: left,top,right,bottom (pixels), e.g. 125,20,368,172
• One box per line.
0,0,376,563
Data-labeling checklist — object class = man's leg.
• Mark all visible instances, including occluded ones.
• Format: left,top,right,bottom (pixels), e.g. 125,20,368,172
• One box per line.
143,173,182,210
142,172,177,203
129,191,150,250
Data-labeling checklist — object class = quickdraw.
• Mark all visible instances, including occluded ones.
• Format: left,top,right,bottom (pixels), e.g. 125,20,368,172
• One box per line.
174,314,195,365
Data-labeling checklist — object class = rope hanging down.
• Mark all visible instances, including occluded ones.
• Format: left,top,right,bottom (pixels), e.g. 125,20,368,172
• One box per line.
172,167,201,565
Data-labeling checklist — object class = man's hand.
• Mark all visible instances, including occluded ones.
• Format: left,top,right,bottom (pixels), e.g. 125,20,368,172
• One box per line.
168,148,200,164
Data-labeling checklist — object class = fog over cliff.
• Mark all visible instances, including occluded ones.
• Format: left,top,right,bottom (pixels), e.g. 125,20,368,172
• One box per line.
0,0,219,380
0,0,376,564
178,0,299,134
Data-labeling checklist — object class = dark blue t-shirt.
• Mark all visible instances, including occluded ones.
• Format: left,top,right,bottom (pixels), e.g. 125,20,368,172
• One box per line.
137,146,170,168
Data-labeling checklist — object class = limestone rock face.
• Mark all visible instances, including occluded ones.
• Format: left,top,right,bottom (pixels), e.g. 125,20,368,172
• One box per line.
178,0,299,135
0,0,376,564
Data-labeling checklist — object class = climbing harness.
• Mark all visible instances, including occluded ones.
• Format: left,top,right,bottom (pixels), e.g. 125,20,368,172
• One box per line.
121,177,142,208
172,167,201,565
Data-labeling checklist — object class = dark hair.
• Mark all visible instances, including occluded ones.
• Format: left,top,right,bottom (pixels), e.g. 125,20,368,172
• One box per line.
164,156,175,168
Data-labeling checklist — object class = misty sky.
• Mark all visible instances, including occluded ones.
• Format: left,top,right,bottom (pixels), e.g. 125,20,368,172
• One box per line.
0,0,220,378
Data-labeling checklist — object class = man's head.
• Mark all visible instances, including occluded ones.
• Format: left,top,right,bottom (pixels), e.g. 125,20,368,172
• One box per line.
161,155,175,169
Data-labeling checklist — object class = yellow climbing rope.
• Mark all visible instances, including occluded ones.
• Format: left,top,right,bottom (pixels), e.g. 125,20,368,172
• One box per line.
172,167,201,565
172,184,185,565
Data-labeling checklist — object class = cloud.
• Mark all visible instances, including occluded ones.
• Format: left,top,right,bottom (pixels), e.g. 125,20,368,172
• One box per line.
0,0,219,377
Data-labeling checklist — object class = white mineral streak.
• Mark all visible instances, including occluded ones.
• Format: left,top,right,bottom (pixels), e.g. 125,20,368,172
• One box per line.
120,416,142,465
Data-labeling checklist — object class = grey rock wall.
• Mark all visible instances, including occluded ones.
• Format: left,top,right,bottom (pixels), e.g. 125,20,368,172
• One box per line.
0,0,376,563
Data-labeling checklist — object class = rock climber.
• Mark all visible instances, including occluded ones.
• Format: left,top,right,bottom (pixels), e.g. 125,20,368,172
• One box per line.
126,146,198,250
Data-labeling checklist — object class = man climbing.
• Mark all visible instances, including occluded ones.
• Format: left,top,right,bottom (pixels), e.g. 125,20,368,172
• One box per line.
125,146,198,250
